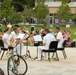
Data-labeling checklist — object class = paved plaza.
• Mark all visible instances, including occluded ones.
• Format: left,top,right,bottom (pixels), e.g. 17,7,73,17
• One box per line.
0,46,76,75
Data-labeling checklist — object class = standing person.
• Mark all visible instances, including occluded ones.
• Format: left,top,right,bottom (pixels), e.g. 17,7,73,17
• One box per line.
2,28,13,48
55,27,64,48
51,27,64,59
36,28,56,61
11,27,24,56
11,27,20,38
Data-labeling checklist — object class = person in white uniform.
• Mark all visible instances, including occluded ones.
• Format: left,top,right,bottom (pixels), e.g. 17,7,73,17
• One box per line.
11,27,24,56
36,28,56,60
55,27,64,48
52,27,64,59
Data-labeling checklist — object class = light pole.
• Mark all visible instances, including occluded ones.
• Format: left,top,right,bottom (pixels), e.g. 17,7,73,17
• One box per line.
32,8,35,24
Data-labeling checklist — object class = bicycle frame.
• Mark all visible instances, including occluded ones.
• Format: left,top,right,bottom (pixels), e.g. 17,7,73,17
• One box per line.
8,44,19,73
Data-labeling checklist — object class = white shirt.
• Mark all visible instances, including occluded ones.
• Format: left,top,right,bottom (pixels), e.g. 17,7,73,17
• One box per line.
2,33,12,48
43,33,56,49
11,31,24,55
11,31,18,39
56,32,64,48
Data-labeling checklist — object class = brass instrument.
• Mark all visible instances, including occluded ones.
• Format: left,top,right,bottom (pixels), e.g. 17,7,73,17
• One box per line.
10,35,21,47
15,38,21,44
7,38,21,55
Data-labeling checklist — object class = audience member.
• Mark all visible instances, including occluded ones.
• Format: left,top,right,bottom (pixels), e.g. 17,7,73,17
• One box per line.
2,28,13,48
65,29,71,47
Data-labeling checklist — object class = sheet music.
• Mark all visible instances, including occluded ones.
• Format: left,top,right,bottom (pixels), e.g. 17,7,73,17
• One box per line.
16,33,25,39
33,35,42,42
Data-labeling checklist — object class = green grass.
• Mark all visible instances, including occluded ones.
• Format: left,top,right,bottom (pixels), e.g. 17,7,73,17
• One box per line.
1,25,76,41
23,25,76,41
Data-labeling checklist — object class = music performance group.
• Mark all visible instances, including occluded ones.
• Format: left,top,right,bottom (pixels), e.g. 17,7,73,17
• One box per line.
0,25,65,61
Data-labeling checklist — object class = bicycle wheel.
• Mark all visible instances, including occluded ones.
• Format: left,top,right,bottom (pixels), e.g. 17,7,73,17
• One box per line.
7,55,28,75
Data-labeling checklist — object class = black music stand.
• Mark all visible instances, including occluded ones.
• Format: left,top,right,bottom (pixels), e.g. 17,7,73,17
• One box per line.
33,35,42,60
23,36,32,59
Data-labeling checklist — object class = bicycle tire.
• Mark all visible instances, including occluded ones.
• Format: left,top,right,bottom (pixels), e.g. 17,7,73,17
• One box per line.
7,55,28,75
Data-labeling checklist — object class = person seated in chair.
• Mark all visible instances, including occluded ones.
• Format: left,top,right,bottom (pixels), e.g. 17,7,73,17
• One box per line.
28,29,40,46
36,28,56,61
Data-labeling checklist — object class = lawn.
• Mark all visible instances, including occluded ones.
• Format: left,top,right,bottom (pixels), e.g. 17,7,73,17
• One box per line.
1,24,76,41
20,25,76,41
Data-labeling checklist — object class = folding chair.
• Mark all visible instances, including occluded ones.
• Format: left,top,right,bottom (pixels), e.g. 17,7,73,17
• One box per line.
41,41,59,62
0,39,8,60
57,40,67,59
33,42,41,60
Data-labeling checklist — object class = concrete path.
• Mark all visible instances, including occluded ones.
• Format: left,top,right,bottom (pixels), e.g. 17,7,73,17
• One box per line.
0,46,76,75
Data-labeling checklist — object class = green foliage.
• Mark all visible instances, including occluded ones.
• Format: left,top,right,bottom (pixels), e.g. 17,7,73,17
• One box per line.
34,1,49,23
56,3,71,24
12,0,35,12
55,0,71,3
25,0,35,7
72,15,76,22
22,7,33,19
1,0,12,17
0,0,23,24
8,12,23,24
12,0,25,12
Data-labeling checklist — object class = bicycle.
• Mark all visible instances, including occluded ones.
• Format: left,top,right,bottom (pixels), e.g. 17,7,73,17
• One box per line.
7,43,28,75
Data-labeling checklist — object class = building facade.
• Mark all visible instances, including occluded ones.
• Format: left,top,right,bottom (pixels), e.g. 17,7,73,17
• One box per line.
35,0,76,25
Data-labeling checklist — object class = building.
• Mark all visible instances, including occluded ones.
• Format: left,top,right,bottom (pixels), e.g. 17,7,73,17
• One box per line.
45,1,76,15
35,0,76,25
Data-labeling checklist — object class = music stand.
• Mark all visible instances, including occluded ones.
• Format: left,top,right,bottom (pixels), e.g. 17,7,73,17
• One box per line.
23,35,32,59
33,35,42,60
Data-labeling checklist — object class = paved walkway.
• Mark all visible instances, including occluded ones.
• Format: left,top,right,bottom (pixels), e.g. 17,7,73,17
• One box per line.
0,47,76,75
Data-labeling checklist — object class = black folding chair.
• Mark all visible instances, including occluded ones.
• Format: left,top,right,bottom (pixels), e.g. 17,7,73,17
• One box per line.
57,40,67,59
41,41,59,62
0,39,8,60
33,42,41,60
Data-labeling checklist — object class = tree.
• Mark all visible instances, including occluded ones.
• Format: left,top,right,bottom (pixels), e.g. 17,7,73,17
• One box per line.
1,0,13,26
34,1,49,24
55,0,71,3
72,15,76,25
22,6,34,21
0,0,23,26
25,0,35,7
12,0,26,12
12,0,35,12
56,3,71,25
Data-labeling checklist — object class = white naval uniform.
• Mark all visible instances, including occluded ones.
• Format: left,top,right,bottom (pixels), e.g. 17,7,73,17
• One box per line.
37,33,56,60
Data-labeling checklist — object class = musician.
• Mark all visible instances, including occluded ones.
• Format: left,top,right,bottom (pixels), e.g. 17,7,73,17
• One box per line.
36,28,56,61
11,27,24,56
55,27,64,48
28,29,40,46
11,27,20,38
